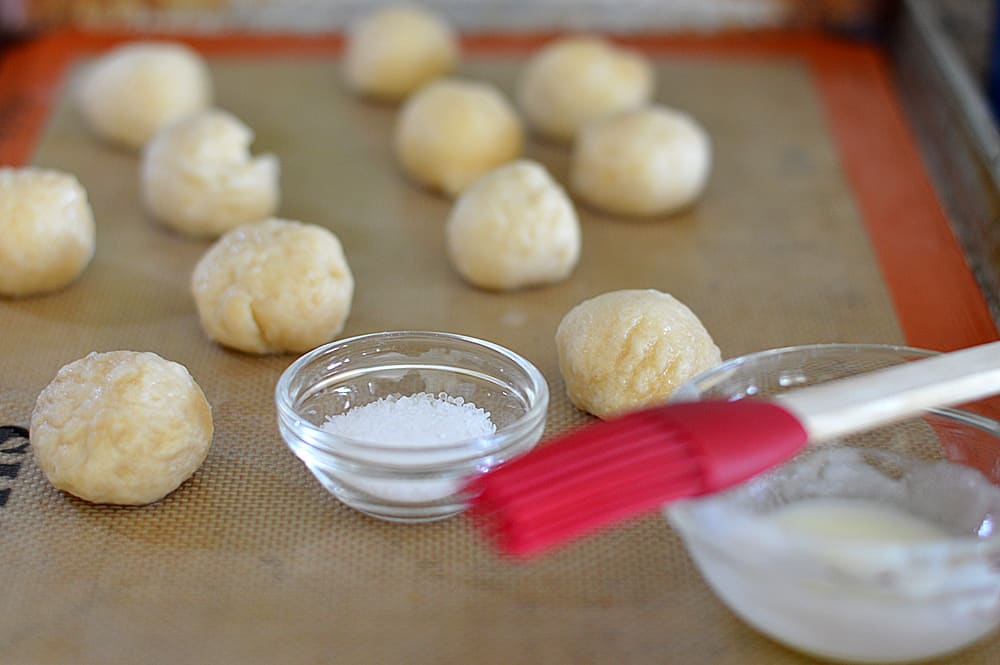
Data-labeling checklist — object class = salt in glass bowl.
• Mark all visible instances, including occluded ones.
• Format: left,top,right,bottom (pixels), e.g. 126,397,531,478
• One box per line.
276,330,549,522
665,343,1000,663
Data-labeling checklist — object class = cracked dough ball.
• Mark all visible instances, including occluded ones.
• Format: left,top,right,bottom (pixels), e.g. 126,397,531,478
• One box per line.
191,218,354,354
141,109,280,238
0,168,95,298
344,4,459,101
555,289,721,419
30,351,213,505
76,41,212,150
395,78,523,197
446,160,580,291
570,106,711,218
517,36,653,142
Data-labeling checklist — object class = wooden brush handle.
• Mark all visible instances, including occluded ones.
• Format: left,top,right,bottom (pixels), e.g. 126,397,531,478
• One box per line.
776,341,1000,442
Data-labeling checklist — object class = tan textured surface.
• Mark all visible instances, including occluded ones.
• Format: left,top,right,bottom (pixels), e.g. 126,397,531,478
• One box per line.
1,53,994,663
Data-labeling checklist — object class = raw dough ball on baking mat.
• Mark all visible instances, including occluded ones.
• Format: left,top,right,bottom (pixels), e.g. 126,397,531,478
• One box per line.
570,106,711,218
446,160,580,291
76,41,212,150
0,167,95,298
30,351,213,505
555,289,721,419
395,78,523,197
517,36,653,143
191,218,354,354
141,109,279,238
344,4,459,102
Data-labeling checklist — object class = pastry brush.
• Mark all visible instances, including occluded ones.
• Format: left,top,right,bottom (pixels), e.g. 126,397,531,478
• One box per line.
464,341,1000,558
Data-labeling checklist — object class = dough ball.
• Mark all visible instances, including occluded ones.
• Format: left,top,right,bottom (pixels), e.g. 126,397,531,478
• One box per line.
446,160,580,291
344,4,459,102
141,109,280,238
30,351,213,505
517,36,653,142
570,106,711,218
395,78,524,197
555,289,721,419
0,167,95,297
191,218,354,354
76,41,212,150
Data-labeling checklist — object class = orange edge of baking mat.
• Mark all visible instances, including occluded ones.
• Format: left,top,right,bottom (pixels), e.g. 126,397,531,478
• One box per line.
0,29,994,352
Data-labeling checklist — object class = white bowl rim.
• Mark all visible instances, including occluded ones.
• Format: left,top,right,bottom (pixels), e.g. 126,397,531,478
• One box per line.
672,342,941,401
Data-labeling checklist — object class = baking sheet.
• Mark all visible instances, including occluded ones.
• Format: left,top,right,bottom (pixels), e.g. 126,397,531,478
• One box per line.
0,33,997,664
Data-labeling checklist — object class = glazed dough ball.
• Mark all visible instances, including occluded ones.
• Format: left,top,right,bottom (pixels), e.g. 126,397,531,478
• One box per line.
344,4,459,101
570,106,711,218
30,351,213,505
141,109,280,238
446,160,580,290
191,218,354,354
517,36,653,142
555,289,721,419
76,41,212,150
395,78,524,197
0,168,95,297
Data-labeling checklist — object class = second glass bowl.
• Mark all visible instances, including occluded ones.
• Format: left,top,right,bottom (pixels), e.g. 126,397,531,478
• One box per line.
666,343,1000,663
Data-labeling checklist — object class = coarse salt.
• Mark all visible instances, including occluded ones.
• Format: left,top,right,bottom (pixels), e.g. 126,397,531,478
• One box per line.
322,392,496,446
319,392,497,505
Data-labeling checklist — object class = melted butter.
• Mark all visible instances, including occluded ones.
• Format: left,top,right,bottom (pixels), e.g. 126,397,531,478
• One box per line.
766,497,949,544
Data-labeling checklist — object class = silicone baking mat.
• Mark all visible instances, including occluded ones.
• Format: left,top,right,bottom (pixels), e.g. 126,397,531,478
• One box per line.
0,31,997,664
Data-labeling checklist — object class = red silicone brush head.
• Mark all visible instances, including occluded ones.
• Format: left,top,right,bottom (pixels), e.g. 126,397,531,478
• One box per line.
465,399,808,558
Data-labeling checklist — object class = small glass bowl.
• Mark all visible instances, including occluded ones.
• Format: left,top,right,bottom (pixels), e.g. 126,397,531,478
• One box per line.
275,330,548,522
665,344,1000,663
